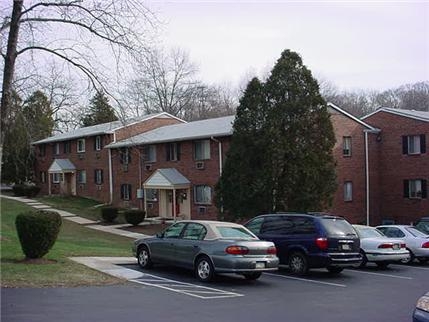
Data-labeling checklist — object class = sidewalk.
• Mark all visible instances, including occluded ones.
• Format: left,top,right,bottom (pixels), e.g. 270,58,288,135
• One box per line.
1,195,148,239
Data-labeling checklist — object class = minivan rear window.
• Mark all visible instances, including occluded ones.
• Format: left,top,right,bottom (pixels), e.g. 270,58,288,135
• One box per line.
320,218,357,237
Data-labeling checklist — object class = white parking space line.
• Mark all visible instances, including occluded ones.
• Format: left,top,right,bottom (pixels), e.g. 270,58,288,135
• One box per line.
131,273,243,299
347,269,413,280
264,272,347,287
391,265,429,271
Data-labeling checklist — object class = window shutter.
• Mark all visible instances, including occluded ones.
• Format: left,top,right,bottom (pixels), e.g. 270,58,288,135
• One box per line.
402,136,408,154
403,180,409,198
120,184,124,199
94,170,97,183
422,179,427,199
100,170,103,184
128,184,132,200
119,149,123,164
94,137,97,150
128,149,131,163
421,134,426,153
177,143,181,161
166,144,170,161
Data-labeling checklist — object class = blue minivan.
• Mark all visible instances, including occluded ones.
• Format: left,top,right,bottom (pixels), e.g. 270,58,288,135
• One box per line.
245,213,362,275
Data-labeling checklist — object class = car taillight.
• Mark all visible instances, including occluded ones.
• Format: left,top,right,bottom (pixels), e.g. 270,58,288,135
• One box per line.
378,243,394,249
267,246,277,255
225,246,249,255
315,237,328,250
400,243,406,249
422,241,429,248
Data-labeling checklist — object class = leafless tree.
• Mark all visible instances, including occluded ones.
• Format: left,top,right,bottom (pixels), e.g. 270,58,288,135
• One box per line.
1,0,158,164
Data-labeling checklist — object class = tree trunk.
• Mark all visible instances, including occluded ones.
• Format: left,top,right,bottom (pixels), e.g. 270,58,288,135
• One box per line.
1,0,23,170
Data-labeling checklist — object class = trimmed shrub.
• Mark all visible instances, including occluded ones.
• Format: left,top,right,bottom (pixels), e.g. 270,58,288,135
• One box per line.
24,185,41,197
101,207,118,223
124,209,146,226
12,184,41,197
12,184,26,196
15,210,62,259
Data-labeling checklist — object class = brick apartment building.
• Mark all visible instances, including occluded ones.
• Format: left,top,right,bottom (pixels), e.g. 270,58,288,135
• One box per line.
32,105,429,225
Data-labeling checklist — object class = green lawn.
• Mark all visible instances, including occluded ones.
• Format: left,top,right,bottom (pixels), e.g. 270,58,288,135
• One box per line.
1,197,133,287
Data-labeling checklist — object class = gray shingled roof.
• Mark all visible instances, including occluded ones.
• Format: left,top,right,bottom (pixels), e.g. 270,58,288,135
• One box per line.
106,115,235,149
33,112,179,145
143,168,191,189
48,159,76,173
362,107,429,122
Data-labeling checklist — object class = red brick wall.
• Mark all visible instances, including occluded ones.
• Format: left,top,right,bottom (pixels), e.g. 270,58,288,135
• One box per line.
327,110,380,224
364,112,429,224
111,137,230,220
115,117,183,142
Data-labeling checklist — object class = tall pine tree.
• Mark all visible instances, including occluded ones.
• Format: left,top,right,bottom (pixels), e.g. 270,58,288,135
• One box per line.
81,91,118,126
216,50,336,220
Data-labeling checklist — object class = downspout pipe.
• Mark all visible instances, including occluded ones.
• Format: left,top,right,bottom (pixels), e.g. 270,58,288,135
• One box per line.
108,132,116,205
210,136,222,176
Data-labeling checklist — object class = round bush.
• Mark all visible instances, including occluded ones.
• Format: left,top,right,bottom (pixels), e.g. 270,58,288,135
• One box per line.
101,207,118,223
124,209,146,226
15,210,62,259
12,184,26,196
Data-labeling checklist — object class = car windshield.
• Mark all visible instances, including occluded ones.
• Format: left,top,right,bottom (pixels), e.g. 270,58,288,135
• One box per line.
215,226,257,239
320,218,357,237
415,221,429,234
406,227,429,237
354,226,384,238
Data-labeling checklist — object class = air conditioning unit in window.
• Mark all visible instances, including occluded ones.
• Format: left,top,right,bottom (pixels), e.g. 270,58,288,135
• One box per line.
97,185,102,191
145,164,152,171
196,161,205,170
95,152,100,159
122,164,128,172
198,206,206,214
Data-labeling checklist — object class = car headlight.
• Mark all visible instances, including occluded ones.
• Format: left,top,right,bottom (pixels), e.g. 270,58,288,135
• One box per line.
416,293,429,312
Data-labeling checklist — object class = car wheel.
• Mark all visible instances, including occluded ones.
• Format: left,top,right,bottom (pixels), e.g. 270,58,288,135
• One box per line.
359,250,368,268
327,266,344,274
400,249,414,264
243,272,262,280
288,252,308,276
195,256,214,282
376,262,389,269
137,245,152,269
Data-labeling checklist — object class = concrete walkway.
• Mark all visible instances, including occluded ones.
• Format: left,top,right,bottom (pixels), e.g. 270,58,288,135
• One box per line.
1,194,149,239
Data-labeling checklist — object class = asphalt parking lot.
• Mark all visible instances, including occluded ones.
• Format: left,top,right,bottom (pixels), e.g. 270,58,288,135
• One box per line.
3,261,428,322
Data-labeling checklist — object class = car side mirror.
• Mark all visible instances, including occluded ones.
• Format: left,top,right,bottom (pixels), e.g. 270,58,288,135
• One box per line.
156,232,164,238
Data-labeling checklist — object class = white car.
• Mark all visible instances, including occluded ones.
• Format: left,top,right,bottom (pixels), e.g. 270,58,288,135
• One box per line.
352,225,410,268
376,225,429,264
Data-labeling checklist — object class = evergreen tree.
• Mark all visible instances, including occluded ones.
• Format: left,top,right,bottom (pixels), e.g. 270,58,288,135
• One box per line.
81,92,118,126
216,50,336,220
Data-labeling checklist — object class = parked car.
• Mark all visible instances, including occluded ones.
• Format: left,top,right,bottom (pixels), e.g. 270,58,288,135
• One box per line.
413,292,429,322
416,217,429,235
244,213,362,275
352,225,410,268
132,220,279,282
376,225,429,264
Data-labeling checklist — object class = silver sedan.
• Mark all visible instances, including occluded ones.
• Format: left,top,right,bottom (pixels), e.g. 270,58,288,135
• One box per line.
132,220,279,282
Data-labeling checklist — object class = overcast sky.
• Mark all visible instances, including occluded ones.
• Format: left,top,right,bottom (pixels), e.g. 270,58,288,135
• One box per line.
150,1,428,91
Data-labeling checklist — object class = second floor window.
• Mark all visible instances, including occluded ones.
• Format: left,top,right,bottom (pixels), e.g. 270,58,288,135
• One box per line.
166,142,180,161
194,139,211,160
95,136,102,151
77,139,86,153
63,141,71,154
53,143,60,155
144,145,157,163
343,137,352,156
39,144,46,157
403,135,426,155
120,148,131,164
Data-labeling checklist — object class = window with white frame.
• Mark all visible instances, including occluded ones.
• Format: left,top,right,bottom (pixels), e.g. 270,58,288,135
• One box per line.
194,185,212,204
144,145,157,162
54,143,60,155
404,179,427,199
403,135,426,155
145,188,158,201
78,170,86,184
343,137,352,156
121,184,132,200
40,171,46,183
94,169,103,184
63,141,71,154
77,139,86,153
52,173,62,183
166,142,180,161
95,136,102,151
120,148,131,164
194,139,211,160
344,181,353,201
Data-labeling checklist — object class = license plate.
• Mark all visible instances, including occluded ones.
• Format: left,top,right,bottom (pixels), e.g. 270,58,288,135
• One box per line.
255,262,266,269
393,244,400,250
341,244,351,251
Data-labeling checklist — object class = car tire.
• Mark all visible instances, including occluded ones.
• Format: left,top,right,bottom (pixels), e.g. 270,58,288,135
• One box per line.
137,245,153,269
195,256,214,282
400,249,414,264
327,266,344,274
376,262,389,269
288,252,308,276
243,272,262,280
359,250,368,268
